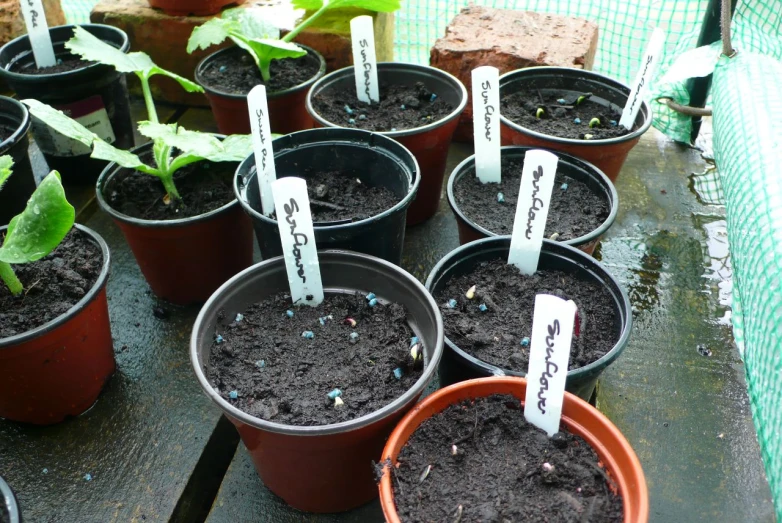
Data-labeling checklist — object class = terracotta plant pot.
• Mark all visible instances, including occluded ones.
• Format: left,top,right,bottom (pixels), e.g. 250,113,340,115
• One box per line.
499,67,653,182
0,224,115,426
148,0,246,16
0,96,34,227
195,45,326,135
95,141,254,306
235,128,419,265
0,476,20,523
378,377,649,523
0,24,134,185
426,236,632,401
447,146,618,255
190,250,444,513
306,63,468,225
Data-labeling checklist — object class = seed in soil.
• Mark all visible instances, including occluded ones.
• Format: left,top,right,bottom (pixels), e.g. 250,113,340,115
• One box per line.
589,117,601,128
345,317,357,327
334,396,345,408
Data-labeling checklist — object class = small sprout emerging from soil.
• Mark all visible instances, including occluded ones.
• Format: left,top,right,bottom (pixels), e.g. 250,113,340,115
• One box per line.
497,192,505,203
328,388,342,400
410,342,423,364
215,334,225,344
583,134,594,140
536,107,545,119
286,310,294,318
255,360,266,369
549,232,560,241
589,117,601,128
84,473,92,481
610,120,617,126
302,330,315,339
576,93,592,105
520,337,530,347
235,313,244,322
344,105,354,115
229,390,239,399
542,462,555,472
465,285,476,299
451,444,458,456
557,98,567,104
478,303,488,312
359,114,367,120
368,298,378,307
349,118,356,124
430,93,437,102
418,464,432,483
447,298,457,308
574,117,581,124
334,396,345,408
393,367,403,380
454,504,464,523
345,317,357,327
560,183,568,190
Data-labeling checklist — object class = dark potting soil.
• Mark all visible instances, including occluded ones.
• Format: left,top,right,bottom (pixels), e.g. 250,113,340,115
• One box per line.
10,55,95,75
435,259,619,372
0,229,102,339
205,292,423,426
105,159,237,220
502,89,631,140
199,47,321,94
311,82,454,132
391,394,623,523
0,502,8,523
453,158,609,241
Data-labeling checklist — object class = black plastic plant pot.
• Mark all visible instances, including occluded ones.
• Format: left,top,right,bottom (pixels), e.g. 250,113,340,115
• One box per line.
425,236,632,401
190,250,444,512
0,24,134,185
0,96,33,226
235,128,420,265
447,146,618,256
0,476,20,523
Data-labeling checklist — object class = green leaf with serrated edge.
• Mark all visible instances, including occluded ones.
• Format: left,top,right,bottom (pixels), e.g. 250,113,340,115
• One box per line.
187,17,237,53
138,122,252,163
24,99,97,148
0,171,74,264
223,7,280,39
0,156,14,192
292,0,400,12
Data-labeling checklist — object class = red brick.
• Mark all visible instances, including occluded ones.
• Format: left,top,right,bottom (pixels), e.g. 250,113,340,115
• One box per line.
0,0,66,46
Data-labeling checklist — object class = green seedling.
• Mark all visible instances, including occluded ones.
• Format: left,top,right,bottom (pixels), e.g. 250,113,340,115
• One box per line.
24,27,252,204
0,156,75,296
576,92,593,106
187,0,400,83
536,107,545,119
588,117,601,128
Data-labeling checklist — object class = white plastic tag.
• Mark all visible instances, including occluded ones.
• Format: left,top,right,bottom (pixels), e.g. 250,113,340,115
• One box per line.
619,28,665,130
507,149,559,275
472,66,501,184
271,177,324,307
523,295,577,436
20,0,56,68
350,15,379,104
248,85,276,216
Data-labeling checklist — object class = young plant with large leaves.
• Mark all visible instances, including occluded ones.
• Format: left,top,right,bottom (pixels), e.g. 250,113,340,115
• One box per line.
187,0,400,82
24,27,252,203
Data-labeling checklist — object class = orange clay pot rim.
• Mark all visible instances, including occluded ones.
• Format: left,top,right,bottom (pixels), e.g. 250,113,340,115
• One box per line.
0,223,111,349
306,62,468,138
379,376,649,523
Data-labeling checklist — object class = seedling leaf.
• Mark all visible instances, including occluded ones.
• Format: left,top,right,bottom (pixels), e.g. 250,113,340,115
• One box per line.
0,156,13,192
223,8,280,39
138,122,252,163
292,0,401,12
186,17,237,53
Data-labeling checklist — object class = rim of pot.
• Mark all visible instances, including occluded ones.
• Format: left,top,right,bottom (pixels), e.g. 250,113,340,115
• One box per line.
498,66,653,146
424,236,632,380
0,476,20,523
95,138,242,228
234,127,421,232
190,249,445,436
0,96,31,152
194,44,327,100
0,24,130,82
305,62,468,138
446,146,618,248
0,223,111,349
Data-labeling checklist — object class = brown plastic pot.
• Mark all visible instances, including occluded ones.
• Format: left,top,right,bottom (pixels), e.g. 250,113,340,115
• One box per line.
499,67,653,182
190,250,444,513
379,377,649,523
195,45,326,135
95,141,253,306
447,146,618,255
0,224,115,426
306,63,468,225
147,0,246,16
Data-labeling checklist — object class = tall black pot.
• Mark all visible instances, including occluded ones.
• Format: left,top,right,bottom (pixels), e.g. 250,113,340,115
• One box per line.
0,96,33,226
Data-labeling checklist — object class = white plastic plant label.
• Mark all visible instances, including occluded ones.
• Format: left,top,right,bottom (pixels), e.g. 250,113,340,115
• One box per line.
19,0,56,68
619,27,665,130
523,295,578,436
471,66,501,184
271,177,324,307
507,149,559,275
350,15,379,104
31,96,116,157
248,85,276,216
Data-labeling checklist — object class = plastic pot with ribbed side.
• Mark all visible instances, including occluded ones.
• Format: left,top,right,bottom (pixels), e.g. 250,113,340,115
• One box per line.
96,141,254,306
499,67,652,182
0,24,134,185
425,236,632,401
0,224,115,426
378,377,648,523
306,62,467,225
190,250,444,512
447,146,618,255
235,128,419,265
0,96,34,226
0,476,20,523
195,45,326,135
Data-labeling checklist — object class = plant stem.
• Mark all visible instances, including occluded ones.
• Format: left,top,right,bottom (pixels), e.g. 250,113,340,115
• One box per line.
139,74,159,124
160,174,181,202
282,2,331,43
0,261,23,296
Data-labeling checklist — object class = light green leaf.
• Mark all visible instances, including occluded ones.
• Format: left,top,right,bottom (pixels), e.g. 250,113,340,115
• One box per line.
223,8,280,39
23,99,97,148
187,17,236,53
245,39,306,80
92,140,156,174
138,122,252,165
0,172,74,264
292,0,401,12
148,66,203,93
0,155,14,192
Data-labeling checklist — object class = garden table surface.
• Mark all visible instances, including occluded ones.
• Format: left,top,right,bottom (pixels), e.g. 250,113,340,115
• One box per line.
0,101,775,523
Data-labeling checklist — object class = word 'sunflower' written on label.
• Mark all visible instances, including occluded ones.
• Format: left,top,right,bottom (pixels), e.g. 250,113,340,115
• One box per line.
248,85,276,215
350,16,379,104
619,28,665,130
32,96,116,157
471,66,501,183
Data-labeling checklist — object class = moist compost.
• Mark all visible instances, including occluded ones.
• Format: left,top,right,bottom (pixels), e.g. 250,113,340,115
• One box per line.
0,229,102,339
311,82,454,132
199,47,321,94
10,55,95,75
453,158,610,240
502,89,632,140
0,502,8,523
391,394,624,522
205,291,423,426
435,259,619,371
105,158,237,220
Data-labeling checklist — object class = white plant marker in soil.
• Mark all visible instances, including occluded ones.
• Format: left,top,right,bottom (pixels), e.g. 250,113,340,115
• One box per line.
507,149,559,275
248,85,277,216
523,295,578,436
472,66,501,183
19,0,56,68
350,15,379,104
271,177,324,307
619,27,665,130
